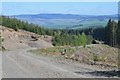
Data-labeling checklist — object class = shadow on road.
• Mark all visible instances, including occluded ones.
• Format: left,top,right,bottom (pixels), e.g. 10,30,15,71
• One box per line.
74,70,120,77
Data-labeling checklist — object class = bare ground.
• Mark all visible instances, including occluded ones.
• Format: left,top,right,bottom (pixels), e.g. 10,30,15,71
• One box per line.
2,47,119,78
1,26,119,78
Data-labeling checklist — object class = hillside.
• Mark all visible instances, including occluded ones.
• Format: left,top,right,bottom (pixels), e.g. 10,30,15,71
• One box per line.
1,26,53,50
1,27,119,78
1,26,119,78
14,14,118,29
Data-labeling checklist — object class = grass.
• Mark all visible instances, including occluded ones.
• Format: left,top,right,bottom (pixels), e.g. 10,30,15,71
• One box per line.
84,44,118,67
30,44,118,68
0,46,6,51
31,18,108,29
30,46,76,57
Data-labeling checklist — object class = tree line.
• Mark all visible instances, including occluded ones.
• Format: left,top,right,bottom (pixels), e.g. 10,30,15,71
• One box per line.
105,19,119,47
1,16,120,47
1,16,93,47
1,16,56,36
52,32,93,47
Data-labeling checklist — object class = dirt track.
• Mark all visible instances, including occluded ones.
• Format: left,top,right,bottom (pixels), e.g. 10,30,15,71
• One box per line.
2,47,118,78
1,27,119,78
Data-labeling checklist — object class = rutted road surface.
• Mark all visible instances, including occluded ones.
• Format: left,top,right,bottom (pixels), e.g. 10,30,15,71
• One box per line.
2,48,116,78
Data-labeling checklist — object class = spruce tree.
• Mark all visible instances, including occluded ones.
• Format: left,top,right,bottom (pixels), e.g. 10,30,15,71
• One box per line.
81,32,87,47
117,20,120,47
105,19,117,47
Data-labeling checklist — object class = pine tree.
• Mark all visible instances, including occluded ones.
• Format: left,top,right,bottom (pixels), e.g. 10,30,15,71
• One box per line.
105,19,117,47
81,32,87,47
111,20,117,47
105,19,112,45
117,20,120,47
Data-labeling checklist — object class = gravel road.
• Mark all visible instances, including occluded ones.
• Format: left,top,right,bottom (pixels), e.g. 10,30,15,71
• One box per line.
2,48,118,78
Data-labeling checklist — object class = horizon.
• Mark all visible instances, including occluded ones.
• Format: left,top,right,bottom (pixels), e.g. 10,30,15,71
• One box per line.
9,13,118,16
2,2,118,16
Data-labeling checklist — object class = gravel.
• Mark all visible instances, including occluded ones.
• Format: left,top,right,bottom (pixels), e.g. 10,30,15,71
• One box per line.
2,48,118,78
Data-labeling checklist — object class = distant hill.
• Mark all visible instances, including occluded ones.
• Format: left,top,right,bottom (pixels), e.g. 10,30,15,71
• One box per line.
13,14,118,29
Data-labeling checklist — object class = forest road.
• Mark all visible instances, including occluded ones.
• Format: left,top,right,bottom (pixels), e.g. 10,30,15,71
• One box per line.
2,47,117,78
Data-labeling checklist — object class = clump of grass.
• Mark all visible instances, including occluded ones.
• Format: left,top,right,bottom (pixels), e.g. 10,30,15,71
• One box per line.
30,44,118,68
31,46,76,57
92,53,98,62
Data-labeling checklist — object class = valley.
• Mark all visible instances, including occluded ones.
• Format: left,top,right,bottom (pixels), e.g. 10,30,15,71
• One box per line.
1,2,119,79
14,14,118,29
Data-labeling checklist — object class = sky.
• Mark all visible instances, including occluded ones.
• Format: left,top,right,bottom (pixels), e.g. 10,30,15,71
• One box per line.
2,2,118,15
1,0,120,2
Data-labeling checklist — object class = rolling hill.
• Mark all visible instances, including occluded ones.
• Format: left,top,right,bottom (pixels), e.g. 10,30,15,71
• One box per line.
13,14,118,29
